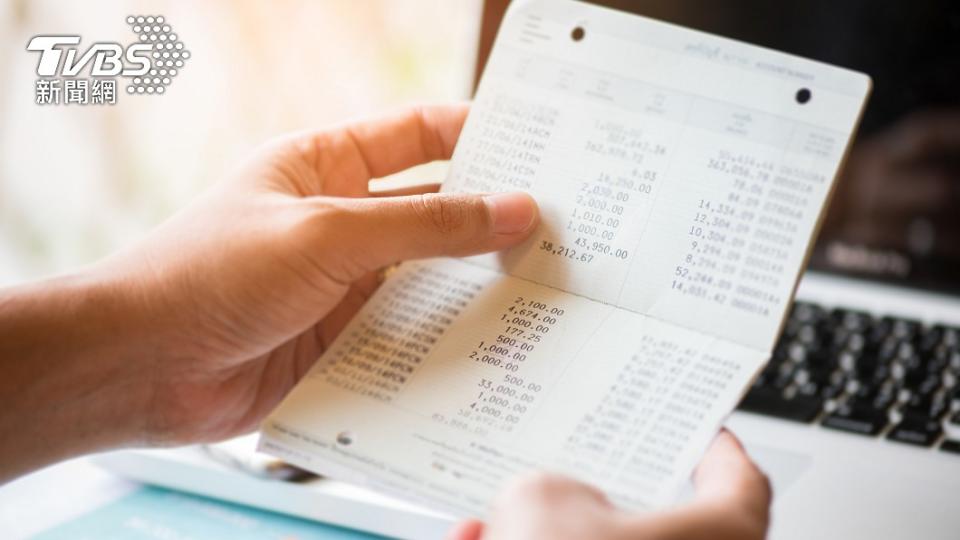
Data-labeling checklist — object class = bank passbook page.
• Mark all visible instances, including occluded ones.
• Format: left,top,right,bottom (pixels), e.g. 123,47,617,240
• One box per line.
260,0,870,517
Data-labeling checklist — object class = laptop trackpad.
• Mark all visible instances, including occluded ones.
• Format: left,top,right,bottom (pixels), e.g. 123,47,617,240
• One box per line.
674,442,811,503
743,443,813,495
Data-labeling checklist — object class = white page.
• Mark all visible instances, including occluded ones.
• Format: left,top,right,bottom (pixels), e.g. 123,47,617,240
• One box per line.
260,0,870,518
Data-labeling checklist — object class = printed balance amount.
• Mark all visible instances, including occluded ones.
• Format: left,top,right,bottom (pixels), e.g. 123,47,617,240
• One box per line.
468,297,565,369
671,198,749,302
441,297,566,435
671,162,794,316
539,239,630,264
558,172,657,264
432,373,546,437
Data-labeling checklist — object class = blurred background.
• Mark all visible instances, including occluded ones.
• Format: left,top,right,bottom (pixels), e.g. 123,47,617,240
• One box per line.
4,0,959,292
0,0,481,284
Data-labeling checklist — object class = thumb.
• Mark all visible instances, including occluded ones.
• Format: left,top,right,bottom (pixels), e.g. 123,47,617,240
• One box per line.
692,429,771,514
333,191,538,273
617,430,771,540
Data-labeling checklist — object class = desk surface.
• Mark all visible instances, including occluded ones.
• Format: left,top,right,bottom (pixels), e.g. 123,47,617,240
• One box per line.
0,457,138,539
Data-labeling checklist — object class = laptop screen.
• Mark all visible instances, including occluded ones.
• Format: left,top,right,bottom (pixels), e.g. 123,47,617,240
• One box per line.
476,0,960,295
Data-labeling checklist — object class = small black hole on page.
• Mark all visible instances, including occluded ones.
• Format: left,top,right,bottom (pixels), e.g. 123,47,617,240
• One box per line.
796,88,812,104
571,26,585,41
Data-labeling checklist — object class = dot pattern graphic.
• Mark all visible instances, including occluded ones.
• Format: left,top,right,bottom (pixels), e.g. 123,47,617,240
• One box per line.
124,15,189,95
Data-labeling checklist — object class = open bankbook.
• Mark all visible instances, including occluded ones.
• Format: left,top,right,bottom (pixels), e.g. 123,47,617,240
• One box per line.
260,0,870,517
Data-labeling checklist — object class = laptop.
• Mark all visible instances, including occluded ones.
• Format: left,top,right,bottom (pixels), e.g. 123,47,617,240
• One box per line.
475,1,960,538
99,1,960,538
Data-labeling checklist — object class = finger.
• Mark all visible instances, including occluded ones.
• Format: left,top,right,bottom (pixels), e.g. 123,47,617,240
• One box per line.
322,191,538,279
484,473,615,540
495,471,611,509
445,519,484,540
345,104,468,178
370,182,442,198
692,430,771,514
294,104,469,194
617,430,771,540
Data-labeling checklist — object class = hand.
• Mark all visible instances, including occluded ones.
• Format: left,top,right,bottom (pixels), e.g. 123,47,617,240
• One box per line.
0,104,539,481
447,430,771,540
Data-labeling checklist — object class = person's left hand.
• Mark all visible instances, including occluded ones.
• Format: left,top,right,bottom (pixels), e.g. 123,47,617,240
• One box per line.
446,430,772,540
0,104,539,480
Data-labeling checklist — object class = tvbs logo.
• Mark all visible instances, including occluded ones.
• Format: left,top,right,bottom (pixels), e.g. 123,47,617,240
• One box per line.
28,36,152,77
27,15,189,105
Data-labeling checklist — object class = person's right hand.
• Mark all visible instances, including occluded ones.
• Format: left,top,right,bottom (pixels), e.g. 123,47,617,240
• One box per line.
0,103,540,482
447,430,771,540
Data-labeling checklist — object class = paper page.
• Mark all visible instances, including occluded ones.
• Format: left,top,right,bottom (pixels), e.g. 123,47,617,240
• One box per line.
261,259,765,514
451,0,869,352
260,0,869,518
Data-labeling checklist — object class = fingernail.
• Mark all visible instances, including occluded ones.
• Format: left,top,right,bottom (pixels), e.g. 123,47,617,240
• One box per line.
483,192,538,234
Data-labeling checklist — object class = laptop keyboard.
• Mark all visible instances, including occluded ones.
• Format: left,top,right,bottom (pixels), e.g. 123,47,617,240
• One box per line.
737,301,960,452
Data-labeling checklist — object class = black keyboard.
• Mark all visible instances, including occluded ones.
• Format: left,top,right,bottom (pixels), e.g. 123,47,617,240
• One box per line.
736,301,960,451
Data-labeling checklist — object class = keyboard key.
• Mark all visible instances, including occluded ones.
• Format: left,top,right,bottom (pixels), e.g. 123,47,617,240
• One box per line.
879,316,922,342
940,439,960,454
926,353,949,376
921,372,941,392
822,401,888,435
903,382,942,413
942,326,960,348
832,308,872,333
923,325,960,354
943,411,960,440
887,413,942,446
949,351,960,373
792,302,826,324
738,386,823,423
820,369,848,398
772,301,960,450
871,387,898,411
